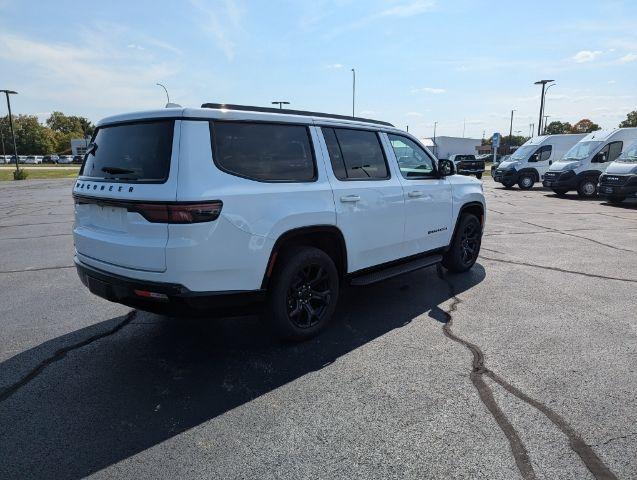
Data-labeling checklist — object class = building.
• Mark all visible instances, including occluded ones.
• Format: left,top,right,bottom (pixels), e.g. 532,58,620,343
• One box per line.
421,136,482,159
71,138,90,156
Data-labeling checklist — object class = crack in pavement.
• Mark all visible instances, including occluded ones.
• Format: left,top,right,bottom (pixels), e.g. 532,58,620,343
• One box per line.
518,220,636,254
436,268,618,480
479,255,637,284
0,310,137,403
0,265,75,274
0,233,72,241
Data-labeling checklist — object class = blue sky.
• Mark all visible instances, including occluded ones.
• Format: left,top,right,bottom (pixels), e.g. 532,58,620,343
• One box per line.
0,0,636,139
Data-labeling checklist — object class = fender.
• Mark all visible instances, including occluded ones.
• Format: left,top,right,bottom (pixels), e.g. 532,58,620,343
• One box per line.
446,201,485,252
576,170,602,181
261,225,348,288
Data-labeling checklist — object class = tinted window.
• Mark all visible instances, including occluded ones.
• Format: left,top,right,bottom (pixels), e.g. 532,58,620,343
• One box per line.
212,122,315,182
81,120,174,182
456,155,476,161
608,141,623,162
322,127,388,180
388,134,436,179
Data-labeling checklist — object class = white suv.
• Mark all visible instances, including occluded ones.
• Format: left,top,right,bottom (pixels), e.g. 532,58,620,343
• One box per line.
73,104,486,340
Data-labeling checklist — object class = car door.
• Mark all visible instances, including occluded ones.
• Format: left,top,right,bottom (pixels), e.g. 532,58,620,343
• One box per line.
592,141,623,170
530,145,553,178
318,126,406,272
383,133,453,255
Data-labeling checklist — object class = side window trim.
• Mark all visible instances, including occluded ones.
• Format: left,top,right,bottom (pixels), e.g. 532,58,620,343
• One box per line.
209,120,318,183
386,132,439,180
321,126,391,182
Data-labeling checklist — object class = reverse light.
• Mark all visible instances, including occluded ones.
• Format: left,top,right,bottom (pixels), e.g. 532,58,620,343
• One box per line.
133,289,169,301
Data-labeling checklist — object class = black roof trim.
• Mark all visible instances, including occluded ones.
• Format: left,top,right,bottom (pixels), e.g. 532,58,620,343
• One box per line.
200,103,394,127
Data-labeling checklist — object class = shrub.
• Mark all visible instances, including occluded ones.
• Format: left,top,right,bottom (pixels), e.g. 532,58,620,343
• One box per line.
13,169,28,181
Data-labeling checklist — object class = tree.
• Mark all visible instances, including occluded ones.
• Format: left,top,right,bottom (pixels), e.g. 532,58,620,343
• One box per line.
1,115,57,155
46,111,95,136
619,110,637,128
545,121,573,135
571,119,600,134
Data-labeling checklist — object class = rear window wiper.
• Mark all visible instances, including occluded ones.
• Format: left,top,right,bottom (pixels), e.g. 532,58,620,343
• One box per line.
101,166,135,174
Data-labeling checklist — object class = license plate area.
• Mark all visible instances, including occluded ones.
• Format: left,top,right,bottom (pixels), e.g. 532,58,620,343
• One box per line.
603,187,613,193
88,204,127,232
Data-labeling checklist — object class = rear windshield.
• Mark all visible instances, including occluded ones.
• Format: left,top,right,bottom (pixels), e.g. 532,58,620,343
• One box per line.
456,155,476,161
80,120,174,183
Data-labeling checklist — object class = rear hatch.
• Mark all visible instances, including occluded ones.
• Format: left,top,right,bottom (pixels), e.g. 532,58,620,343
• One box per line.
73,119,179,272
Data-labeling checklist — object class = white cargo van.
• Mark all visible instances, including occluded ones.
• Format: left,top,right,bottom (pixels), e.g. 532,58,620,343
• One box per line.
598,140,637,204
543,128,637,197
492,134,585,189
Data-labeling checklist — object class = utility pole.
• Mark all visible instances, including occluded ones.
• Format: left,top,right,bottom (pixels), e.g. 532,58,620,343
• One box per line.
0,89,19,174
406,125,409,132
534,79,554,136
433,121,438,157
271,101,290,109
0,123,5,157
351,68,356,117
529,123,534,138
462,118,466,138
543,115,550,134
508,109,516,153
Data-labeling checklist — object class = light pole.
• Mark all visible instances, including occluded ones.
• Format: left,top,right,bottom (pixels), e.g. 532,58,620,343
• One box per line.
534,79,554,136
543,115,550,134
0,122,5,157
351,68,356,117
271,101,290,109
529,123,534,138
0,89,19,174
508,109,516,153
543,83,556,132
433,121,438,156
156,83,170,105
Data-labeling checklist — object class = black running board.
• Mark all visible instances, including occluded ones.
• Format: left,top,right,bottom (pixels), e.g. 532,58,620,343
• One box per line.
349,254,443,286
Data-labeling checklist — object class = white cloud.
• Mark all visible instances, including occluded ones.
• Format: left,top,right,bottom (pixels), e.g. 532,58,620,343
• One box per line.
127,43,145,51
618,53,637,63
412,86,446,94
189,0,244,60
572,50,602,63
325,63,343,69
608,80,617,84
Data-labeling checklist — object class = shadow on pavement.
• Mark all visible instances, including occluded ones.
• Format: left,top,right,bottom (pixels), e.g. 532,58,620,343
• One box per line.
0,264,485,479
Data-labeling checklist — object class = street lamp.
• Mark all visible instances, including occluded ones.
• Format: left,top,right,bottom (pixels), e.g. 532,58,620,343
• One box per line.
534,79,554,136
433,121,438,156
542,83,556,132
0,89,19,174
351,68,356,117
271,101,290,109
543,115,550,134
156,83,170,105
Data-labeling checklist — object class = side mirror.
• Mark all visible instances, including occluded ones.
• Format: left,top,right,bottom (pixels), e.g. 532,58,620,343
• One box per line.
594,152,607,163
438,159,455,177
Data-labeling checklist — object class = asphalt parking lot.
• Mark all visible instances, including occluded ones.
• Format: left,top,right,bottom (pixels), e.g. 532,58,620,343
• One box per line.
0,178,635,480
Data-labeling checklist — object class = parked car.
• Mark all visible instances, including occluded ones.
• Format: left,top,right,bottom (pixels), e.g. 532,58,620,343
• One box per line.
449,154,484,179
72,155,84,164
73,104,486,341
57,155,73,164
42,155,60,164
0,155,7,164
598,140,637,204
543,128,637,198
492,134,585,189
24,155,43,164
491,154,510,173
17,155,28,164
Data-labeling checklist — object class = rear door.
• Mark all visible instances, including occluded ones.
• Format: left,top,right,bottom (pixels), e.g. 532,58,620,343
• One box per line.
383,133,453,254
319,126,405,272
73,119,179,272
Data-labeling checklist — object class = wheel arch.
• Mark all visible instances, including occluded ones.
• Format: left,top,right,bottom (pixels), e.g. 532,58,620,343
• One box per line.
448,201,485,251
261,225,348,289
518,167,540,182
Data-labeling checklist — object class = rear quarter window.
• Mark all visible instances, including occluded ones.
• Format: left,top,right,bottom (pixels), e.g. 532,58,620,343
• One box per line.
211,121,316,182
80,120,174,183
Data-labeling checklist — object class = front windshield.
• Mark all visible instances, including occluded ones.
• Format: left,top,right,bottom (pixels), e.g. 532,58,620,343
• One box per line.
561,141,603,161
617,143,637,163
510,145,536,161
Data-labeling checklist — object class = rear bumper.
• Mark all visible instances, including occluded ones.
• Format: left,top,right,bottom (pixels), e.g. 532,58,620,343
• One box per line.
75,257,265,316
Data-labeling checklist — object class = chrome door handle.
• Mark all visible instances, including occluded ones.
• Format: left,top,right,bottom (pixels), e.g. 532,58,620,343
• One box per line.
340,195,361,203
408,191,424,198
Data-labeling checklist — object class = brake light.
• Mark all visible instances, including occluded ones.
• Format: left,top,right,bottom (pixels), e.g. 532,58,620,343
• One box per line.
73,195,222,224
131,202,223,224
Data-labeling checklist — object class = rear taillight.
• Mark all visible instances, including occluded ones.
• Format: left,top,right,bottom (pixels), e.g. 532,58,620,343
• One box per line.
73,195,222,224
131,202,223,224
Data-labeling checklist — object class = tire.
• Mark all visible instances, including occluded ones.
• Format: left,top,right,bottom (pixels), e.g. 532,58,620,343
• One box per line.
552,188,568,196
476,173,483,179
502,180,515,189
266,246,339,341
577,178,598,198
608,196,626,204
518,174,535,190
442,214,482,273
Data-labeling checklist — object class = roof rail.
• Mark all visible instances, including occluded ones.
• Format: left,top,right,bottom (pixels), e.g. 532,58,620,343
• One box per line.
200,103,394,127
